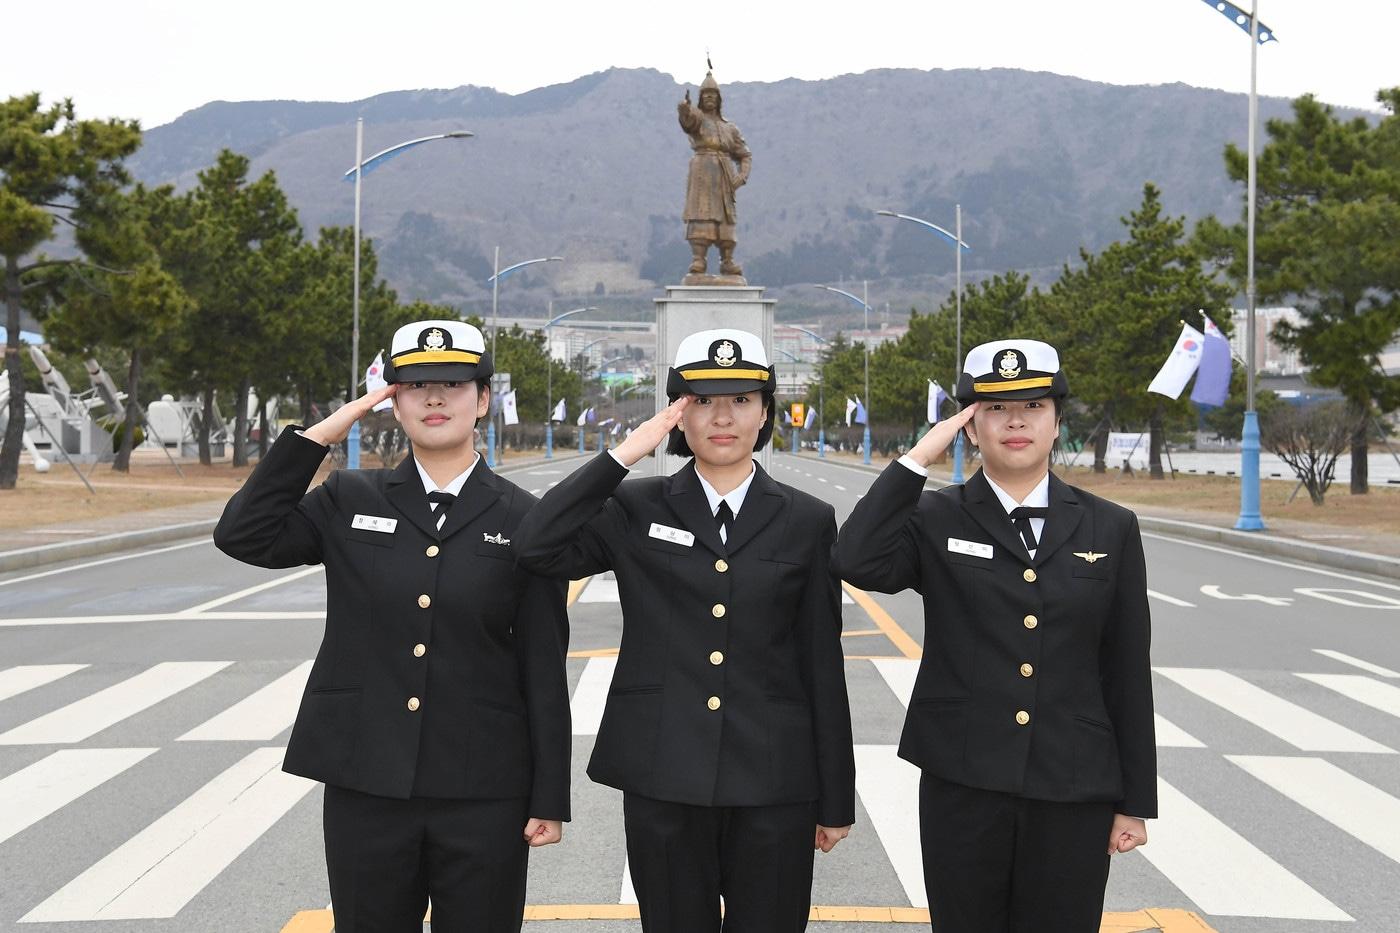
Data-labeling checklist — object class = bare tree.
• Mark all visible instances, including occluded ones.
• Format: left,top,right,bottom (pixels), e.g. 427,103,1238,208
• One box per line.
1260,401,1354,506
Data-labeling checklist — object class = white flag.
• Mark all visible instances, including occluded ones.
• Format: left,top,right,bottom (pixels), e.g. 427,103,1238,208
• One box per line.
551,398,566,423
1148,324,1205,399
576,406,589,427
927,380,948,424
845,397,858,426
501,389,519,426
611,421,622,435
364,352,393,412
803,405,816,429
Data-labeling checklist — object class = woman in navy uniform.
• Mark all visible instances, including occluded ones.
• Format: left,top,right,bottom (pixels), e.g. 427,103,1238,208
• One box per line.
834,339,1154,933
214,320,569,933
514,328,855,933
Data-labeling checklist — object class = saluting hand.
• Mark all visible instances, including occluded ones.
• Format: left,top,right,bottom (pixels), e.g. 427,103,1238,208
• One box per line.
302,384,397,447
1107,814,1147,854
524,818,563,847
815,824,852,854
612,396,692,467
906,402,979,469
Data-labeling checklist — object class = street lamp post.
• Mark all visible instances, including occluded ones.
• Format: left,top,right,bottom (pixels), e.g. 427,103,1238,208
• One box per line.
786,325,829,458
876,207,972,482
542,304,596,459
813,283,874,464
774,347,805,454
574,337,609,453
343,121,473,469
485,252,563,467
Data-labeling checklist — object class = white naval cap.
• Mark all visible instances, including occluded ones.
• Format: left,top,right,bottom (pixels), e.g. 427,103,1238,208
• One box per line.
955,338,1068,402
383,320,493,384
666,328,775,398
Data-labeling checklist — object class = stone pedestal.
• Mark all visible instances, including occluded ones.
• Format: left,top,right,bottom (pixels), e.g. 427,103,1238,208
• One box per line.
653,285,775,476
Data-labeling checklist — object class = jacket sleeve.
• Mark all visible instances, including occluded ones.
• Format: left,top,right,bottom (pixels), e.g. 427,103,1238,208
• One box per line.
832,459,926,595
1101,513,1157,819
213,429,335,568
514,561,572,821
513,451,629,579
800,509,857,828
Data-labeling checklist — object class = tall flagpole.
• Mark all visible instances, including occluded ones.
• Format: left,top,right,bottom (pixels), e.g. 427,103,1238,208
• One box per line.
1236,0,1265,530
348,118,363,470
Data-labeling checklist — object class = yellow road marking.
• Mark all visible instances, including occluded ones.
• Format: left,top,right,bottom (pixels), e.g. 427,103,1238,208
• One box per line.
567,577,591,606
841,582,922,660
840,628,886,638
567,647,621,658
280,906,1218,929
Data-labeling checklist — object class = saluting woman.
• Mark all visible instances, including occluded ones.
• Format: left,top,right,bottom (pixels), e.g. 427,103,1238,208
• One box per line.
834,339,1155,933
514,328,855,933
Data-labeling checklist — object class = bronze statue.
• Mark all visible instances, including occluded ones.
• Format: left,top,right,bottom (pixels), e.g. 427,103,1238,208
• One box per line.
678,71,751,283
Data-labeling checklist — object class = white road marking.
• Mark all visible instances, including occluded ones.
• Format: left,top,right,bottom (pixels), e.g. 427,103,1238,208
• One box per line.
818,477,828,483
1148,589,1195,608
21,747,315,922
181,566,322,614
0,748,156,845
1154,713,1206,748
1140,531,1400,593
0,539,210,588
178,662,314,741
1229,755,1400,865
834,484,846,492
1296,673,1400,720
619,856,638,905
1312,649,1400,679
1295,587,1400,609
871,658,918,709
1199,585,1293,607
0,611,324,627
854,745,926,908
1155,667,1393,753
570,657,617,736
1140,777,1351,920
0,664,88,702
529,470,562,476
0,661,232,745
576,572,620,603
530,488,542,495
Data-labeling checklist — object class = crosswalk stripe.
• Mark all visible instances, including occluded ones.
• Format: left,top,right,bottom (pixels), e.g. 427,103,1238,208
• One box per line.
1154,667,1394,753
21,746,316,922
0,661,232,746
1228,755,1400,866
1154,713,1205,748
853,745,925,909
619,857,638,905
571,657,617,736
1295,672,1400,720
871,658,918,709
577,573,620,603
1311,648,1400,679
1140,777,1351,921
0,748,156,845
177,662,314,741
0,664,88,703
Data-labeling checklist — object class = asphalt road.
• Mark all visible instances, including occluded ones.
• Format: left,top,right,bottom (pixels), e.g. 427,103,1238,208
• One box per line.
2,451,1398,933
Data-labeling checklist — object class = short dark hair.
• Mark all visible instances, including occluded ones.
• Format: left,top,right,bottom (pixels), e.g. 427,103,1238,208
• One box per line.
666,393,776,457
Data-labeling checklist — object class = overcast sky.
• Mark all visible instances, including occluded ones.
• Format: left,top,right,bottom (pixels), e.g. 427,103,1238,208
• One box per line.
5,1,1396,129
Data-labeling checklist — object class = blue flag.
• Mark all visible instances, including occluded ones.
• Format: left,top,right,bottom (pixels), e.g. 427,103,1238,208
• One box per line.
1190,315,1233,407
854,398,868,426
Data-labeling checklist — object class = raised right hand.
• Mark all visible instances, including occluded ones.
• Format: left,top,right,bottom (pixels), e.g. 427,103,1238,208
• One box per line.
302,384,397,447
612,396,691,467
907,402,978,469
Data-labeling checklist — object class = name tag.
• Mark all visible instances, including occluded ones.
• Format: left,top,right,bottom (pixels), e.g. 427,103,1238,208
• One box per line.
649,523,695,547
948,537,993,560
352,514,398,534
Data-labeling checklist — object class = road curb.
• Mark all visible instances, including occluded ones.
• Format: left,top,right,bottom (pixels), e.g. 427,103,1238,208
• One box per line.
787,454,1400,583
0,451,586,575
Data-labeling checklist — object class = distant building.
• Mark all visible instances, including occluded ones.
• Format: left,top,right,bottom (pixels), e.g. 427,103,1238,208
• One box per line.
1229,307,1304,375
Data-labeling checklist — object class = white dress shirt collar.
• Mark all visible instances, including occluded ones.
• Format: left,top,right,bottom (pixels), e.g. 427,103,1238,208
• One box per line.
414,453,479,497
695,462,757,520
983,472,1050,513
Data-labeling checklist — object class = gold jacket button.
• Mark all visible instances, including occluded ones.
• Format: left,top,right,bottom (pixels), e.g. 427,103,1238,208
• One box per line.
417,594,432,609
407,697,421,712
707,696,722,710
709,651,724,665
714,559,729,573
413,643,426,658
1023,614,1039,629
711,604,726,619
1015,710,1030,725
1023,568,1037,583
1020,662,1034,677
425,545,440,558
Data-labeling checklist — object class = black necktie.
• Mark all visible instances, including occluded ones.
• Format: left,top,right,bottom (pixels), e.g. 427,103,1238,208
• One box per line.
714,501,733,544
1009,506,1049,552
428,491,455,529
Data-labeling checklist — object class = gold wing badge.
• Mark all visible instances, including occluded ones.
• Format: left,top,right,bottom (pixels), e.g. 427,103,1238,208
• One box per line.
1073,551,1109,564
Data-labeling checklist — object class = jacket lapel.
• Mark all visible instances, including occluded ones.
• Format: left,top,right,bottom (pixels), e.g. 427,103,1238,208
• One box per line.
664,461,726,558
439,459,504,541
384,455,442,540
959,469,1033,564
1032,473,1084,567
723,463,786,556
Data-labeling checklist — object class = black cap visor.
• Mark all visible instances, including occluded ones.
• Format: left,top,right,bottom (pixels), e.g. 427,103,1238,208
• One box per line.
955,371,1067,403
666,366,772,399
